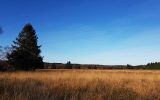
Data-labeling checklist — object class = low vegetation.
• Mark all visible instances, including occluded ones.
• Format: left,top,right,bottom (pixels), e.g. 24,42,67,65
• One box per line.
0,70,160,100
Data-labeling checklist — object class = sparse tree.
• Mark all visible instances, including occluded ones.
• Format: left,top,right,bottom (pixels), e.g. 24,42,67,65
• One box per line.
0,46,11,61
7,24,43,70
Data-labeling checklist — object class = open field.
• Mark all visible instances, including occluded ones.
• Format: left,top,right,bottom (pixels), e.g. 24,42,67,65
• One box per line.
0,70,160,100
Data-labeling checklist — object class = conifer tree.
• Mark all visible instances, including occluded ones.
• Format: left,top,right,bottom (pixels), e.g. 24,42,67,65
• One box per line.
66,61,72,69
7,24,43,70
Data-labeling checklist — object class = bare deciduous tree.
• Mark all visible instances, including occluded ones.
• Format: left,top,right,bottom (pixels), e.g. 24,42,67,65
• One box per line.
0,46,11,60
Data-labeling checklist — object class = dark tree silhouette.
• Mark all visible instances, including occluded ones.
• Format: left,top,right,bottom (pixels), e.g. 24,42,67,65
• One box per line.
52,63,56,69
146,62,160,69
126,64,134,69
7,24,43,70
66,61,72,69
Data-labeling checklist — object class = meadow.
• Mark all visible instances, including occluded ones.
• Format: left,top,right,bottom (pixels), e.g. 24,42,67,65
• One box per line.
0,69,160,100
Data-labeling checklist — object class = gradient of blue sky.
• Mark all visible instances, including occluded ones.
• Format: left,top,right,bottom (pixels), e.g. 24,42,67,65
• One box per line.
0,0,160,65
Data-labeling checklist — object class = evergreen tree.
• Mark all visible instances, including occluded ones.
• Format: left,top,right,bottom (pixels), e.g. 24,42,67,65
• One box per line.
7,24,43,70
66,61,72,69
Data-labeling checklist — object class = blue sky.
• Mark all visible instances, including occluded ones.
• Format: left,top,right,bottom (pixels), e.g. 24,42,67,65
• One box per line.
0,0,160,65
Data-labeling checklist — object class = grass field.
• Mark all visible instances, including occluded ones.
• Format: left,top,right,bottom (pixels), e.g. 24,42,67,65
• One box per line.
0,69,160,100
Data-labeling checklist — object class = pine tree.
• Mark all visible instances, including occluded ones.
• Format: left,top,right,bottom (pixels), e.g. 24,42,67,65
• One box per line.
66,61,72,69
7,24,43,70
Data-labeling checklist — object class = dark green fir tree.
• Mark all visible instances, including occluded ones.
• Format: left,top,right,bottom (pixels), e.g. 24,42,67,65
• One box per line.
7,24,43,70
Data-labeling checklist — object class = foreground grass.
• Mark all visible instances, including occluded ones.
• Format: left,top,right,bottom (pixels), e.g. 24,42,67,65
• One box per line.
0,70,160,100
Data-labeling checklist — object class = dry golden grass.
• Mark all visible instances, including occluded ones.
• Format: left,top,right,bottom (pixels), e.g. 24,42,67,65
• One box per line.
0,69,160,100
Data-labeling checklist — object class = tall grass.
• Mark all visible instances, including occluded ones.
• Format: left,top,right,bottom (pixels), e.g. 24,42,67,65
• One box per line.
0,70,160,100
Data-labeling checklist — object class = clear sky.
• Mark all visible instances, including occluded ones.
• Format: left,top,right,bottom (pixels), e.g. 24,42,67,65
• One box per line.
0,0,160,65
